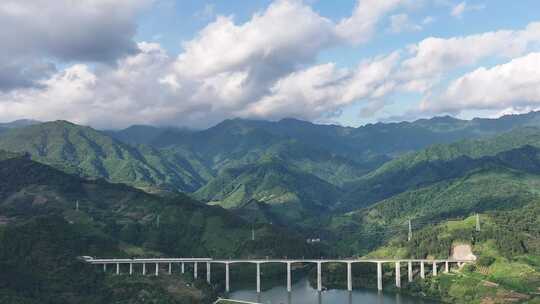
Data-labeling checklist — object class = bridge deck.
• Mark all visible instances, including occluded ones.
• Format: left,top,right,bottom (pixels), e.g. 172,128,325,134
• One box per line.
83,257,474,264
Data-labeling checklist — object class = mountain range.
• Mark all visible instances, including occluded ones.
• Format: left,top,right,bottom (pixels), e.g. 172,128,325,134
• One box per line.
1,112,539,302
3,112,540,222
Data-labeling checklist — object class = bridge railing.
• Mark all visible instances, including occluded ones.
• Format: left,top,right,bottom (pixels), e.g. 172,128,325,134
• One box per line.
81,256,474,293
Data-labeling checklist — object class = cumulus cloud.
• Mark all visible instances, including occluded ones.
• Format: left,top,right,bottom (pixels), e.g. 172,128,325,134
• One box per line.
337,0,406,44
0,60,56,91
0,0,150,91
0,43,172,127
399,21,540,88
0,44,400,129
0,0,402,128
421,52,540,113
2,0,536,128
240,52,400,121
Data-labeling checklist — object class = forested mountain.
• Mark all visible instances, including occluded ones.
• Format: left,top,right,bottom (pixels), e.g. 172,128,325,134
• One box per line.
0,152,319,258
0,119,40,129
3,113,540,227
330,140,540,255
0,151,325,303
194,158,340,223
340,127,540,210
0,121,211,193
110,111,540,163
2,113,540,303
105,125,192,146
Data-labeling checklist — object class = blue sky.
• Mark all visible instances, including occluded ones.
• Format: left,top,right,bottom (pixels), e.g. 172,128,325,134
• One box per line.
1,0,540,128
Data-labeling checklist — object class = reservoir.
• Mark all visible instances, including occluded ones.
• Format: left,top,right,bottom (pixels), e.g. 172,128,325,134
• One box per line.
228,277,438,304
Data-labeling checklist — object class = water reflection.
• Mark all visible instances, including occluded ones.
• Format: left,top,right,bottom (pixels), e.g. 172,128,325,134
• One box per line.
228,277,438,304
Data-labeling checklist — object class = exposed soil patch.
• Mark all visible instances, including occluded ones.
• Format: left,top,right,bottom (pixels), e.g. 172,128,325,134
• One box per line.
451,244,477,261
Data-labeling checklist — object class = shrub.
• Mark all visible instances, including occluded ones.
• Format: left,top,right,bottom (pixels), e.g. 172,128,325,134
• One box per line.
477,256,496,267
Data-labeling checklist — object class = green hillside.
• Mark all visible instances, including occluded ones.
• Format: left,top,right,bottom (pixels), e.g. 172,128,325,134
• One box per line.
369,127,540,178
133,112,540,165
368,209,540,303
3,113,540,303
0,155,321,258
0,155,326,303
0,121,211,193
194,159,340,223
332,147,540,254
340,127,540,211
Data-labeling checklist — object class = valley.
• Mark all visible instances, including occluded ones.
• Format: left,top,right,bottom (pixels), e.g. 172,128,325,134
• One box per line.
0,113,539,303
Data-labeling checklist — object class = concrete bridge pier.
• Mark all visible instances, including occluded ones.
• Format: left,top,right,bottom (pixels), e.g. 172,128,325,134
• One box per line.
143,263,146,275
347,262,352,291
206,262,211,284
286,262,292,292
168,263,172,275
116,263,120,275
194,262,198,279
420,261,425,279
317,262,322,292
256,262,261,293
181,262,185,274
225,263,230,293
408,261,413,282
432,261,437,276
130,263,133,275
377,262,383,291
395,262,401,288
445,261,449,273
103,264,107,272
155,263,159,276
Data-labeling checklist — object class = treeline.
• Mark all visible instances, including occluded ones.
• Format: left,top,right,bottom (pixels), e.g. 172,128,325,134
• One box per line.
0,216,220,304
398,203,540,259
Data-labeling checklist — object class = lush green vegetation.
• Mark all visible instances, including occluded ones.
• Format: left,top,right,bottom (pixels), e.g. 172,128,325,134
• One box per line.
319,209,539,303
340,127,540,211
379,209,540,303
0,121,211,193
194,158,340,223
3,112,540,303
0,155,324,303
0,216,218,304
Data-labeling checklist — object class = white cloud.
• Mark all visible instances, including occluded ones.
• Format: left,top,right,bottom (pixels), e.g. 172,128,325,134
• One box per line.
450,1,466,17
0,45,401,129
241,52,400,121
421,52,540,113
450,1,485,18
400,21,540,86
2,0,535,128
172,1,336,79
0,43,174,127
337,0,406,44
389,13,422,33
0,0,409,127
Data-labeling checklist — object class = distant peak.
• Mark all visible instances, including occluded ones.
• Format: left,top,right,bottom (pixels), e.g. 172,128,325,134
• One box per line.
429,115,461,122
279,118,312,124
0,119,41,128
45,120,78,127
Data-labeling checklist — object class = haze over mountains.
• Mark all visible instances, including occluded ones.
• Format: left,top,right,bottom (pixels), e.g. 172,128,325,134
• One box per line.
3,112,540,221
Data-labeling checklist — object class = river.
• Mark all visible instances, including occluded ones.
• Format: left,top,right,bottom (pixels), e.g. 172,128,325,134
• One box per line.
227,277,438,304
